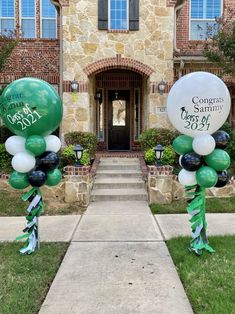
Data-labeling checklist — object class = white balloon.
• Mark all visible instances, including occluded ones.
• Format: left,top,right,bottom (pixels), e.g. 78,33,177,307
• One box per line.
11,152,36,173
5,136,26,155
192,134,216,156
178,169,197,186
167,72,231,137
44,135,61,152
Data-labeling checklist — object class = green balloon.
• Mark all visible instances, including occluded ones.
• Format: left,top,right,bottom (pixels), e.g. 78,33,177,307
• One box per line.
46,168,62,186
25,135,46,156
9,171,30,190
0,78,63,137
172,135,193,155
196,166,218,188
204,149,230,171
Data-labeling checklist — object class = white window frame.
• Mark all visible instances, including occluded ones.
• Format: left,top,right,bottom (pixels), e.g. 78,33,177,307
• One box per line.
189,0,223,40
40,0,57,39
19,0,36,38
0,0,15,34
108,0,129,31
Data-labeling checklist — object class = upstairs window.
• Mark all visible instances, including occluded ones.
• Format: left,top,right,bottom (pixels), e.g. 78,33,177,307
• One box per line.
21,0,36,38
0,0,15,35
41,0,56,38
98,0,139,31
190,0,221,40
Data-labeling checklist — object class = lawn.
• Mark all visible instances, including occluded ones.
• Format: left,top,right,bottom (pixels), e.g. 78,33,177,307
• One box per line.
0,242,68,314
167,236,235,314
150,196,235,214
0,189,84,216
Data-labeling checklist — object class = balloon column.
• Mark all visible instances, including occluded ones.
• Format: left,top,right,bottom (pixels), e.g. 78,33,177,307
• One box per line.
167,72,231,256
0,78,63,254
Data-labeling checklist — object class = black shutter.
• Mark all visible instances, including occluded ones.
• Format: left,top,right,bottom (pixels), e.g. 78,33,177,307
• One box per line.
129,0,139,31
98,0,108,30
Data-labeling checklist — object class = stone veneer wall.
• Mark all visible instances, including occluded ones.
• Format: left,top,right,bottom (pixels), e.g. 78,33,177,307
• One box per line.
60,0,175,137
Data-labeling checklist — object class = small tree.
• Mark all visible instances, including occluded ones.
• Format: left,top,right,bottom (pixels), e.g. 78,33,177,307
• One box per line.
204,8,235,75
0,32,18,73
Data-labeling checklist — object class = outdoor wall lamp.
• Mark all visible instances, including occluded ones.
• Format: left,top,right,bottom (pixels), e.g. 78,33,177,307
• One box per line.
73,144,83,166
154,144,164,166
95,91,102,101
70,79,79,92
158,80,167,95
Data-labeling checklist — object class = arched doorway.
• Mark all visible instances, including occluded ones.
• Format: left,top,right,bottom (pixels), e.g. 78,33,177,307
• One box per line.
95,69,143,151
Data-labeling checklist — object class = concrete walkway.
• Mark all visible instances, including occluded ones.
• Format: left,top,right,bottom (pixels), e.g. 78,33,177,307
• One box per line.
1,211,235,313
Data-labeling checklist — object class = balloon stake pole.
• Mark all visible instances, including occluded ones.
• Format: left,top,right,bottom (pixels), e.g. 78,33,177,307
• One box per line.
186,185,215,256
16,188,44,255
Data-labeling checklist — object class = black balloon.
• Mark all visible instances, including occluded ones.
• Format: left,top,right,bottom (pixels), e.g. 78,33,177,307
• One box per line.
181,152,203,171
212,130,230,149
36,151,60,171
28,170,47,187
215,170,230,188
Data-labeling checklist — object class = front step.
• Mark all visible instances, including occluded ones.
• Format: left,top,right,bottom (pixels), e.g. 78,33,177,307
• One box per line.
98,164,141,171
93,178,145,189
90,188,147,201
96,170,142,178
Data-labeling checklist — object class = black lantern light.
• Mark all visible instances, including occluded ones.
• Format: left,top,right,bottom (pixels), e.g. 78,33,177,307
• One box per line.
154,144,164,166
158,80,167,95
70,79,79,92
73,144,83,166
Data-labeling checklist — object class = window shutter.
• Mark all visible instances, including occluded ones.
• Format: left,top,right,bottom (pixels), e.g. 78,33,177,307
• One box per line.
98,0,108,30
129,0,139,31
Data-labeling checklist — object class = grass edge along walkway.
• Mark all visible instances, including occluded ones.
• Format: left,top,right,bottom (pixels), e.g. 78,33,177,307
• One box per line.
0,242,68,314
167,235,235,314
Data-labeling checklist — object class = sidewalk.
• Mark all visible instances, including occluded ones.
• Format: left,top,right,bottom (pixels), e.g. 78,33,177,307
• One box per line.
1,207,234,313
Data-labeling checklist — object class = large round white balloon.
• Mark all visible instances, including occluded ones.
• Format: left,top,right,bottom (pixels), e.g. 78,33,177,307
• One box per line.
5,136,26,155
167,72,231,137
44,135,61,153
192,134,216,156
11,152,36,173
178,169,197,186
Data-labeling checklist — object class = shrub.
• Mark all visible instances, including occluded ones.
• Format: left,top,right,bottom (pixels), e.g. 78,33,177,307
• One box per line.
64,132,97,157
144,145,176,166
80,150,90,166
139,128,178,152
0,125,14,144
0,144,12,173
221,122,235,160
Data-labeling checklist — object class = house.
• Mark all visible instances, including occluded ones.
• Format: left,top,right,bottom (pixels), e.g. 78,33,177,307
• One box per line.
0,0,234,150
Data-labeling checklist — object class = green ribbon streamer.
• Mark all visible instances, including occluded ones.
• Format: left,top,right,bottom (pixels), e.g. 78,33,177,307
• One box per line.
16,187,44,255
186,185,215,256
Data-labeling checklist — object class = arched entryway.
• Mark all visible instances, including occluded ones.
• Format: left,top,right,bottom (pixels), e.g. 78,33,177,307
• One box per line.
95,69,143,151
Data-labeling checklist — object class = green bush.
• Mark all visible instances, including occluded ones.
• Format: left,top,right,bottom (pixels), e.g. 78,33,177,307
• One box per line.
0,144,12,173
80,149,90,166
144,145,176,166
221,122,235,160
64,132,97,157
139,128,178,152
0,125,14,144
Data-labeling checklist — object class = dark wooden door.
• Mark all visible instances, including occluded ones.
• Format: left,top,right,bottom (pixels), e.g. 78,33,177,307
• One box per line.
108,90,130,150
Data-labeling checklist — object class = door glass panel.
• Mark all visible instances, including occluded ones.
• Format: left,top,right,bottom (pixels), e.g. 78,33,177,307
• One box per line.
112,99,126,126
96,89,104,140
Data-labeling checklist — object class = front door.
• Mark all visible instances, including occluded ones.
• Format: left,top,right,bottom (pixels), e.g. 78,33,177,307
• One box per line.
108,90,130,150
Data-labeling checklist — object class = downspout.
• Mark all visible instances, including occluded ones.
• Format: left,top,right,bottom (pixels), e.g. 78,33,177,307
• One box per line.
174,1,186,53
51,0,63,98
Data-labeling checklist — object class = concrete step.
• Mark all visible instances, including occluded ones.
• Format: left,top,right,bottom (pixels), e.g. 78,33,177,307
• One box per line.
97,164,141,171
90,188,147,201
93,178,145,189
99,158,140,164
95,170,142,178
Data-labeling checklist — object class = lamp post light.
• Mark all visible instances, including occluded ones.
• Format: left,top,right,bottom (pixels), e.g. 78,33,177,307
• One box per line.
154,144,164,167
70,79,79,92
158,80,167,95
73,144,83,167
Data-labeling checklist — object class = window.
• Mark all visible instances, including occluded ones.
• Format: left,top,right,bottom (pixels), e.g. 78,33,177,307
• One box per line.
98,0,139,31
41,0,56,38
96,89,104,141
21,0,36,38
109,0,128,31
190,0,221,40
134,88,140,140
0,0,14,35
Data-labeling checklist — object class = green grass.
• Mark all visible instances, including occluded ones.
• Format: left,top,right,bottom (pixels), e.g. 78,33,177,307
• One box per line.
0,242,68,314
167,236,235,314
0,189,85,216
150,196,235,214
